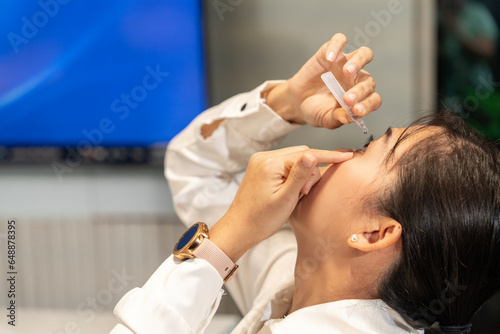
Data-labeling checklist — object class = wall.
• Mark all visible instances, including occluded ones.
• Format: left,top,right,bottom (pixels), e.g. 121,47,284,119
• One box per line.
205,0,435,150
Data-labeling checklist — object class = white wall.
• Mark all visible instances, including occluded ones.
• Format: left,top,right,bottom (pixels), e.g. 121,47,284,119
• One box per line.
0,164,173,217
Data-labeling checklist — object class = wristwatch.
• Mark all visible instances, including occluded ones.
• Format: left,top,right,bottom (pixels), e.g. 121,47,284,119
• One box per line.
173,222,239,283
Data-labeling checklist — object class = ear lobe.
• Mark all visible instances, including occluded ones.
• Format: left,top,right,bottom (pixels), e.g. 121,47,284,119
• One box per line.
348,219,402,252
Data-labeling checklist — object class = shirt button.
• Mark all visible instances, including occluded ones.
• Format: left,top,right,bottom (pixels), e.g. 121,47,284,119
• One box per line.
240,103,247,112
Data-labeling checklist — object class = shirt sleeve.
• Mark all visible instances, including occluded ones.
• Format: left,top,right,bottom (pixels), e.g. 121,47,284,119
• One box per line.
165,80,299,226
111,255,224,334
165,81,300,314
111,82,301,333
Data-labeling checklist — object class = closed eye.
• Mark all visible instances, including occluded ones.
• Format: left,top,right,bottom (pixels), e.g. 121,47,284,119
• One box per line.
360,135,374,151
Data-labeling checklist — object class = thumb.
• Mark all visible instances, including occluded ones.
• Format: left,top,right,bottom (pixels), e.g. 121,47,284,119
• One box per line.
283,153,317,197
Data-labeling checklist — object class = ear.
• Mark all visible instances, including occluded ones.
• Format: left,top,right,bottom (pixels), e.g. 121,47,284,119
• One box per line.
347,218,402,252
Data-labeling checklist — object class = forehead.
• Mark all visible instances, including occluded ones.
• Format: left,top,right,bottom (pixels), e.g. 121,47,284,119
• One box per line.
378,126,438,169
387,126,438,151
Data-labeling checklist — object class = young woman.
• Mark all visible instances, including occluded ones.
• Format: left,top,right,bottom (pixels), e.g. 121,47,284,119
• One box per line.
110,34,500,334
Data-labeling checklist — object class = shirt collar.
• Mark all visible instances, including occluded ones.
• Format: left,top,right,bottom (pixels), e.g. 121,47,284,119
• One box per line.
231,277,424,334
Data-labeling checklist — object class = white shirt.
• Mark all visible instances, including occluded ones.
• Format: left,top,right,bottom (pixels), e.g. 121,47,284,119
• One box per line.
110,81,423,334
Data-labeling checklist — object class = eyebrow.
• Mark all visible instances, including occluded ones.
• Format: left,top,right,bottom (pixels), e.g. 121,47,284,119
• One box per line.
383,126,393,145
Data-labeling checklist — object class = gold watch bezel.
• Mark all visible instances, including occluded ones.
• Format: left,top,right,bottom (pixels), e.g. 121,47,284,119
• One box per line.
173,222,209,261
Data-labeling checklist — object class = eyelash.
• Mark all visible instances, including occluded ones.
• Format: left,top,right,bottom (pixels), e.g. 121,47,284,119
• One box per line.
361,135,374,151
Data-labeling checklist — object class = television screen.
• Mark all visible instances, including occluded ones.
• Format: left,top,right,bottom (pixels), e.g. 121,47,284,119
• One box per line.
0,0,206,162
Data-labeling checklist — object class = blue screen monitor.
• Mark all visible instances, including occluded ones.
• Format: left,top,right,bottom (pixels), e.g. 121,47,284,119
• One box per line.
0,0,206,159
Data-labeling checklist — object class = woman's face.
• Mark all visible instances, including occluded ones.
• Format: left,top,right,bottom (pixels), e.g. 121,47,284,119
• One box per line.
290,127,409,245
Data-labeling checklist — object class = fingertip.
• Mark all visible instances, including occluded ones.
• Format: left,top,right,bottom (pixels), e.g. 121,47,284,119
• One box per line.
326,33,347,63
345,151,354,158
331,33,347,46
337,151,354,161
338,112,349,125
301,182,312,196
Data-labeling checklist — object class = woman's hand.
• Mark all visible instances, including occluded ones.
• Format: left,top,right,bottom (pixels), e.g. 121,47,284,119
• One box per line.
266,33,382,129
210,147,354,262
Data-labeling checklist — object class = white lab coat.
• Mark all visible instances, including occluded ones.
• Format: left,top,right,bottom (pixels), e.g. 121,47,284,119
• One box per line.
110,81,424,334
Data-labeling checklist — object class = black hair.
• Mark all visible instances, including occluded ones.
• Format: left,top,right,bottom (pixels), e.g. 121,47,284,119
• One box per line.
376,112,500,331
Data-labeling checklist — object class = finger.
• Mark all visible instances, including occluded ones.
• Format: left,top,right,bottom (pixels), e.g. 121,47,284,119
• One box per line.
283,153,318,197
325,33,348,62
318,106,349,129
299,149,354,165
299,94,347,129
259,145,310,158
334,107,350,126
353,92,382,117
334,148,357,153
343,46,374,78
286,150,354,196
300,166,321,195
316,149,355,176
343,74,376,107
321,106,353,128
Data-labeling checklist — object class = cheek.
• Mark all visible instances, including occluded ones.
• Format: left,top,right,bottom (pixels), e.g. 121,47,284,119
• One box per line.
291,161,376,231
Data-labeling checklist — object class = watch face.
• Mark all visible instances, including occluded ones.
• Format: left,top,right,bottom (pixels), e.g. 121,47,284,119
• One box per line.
174,224,198,252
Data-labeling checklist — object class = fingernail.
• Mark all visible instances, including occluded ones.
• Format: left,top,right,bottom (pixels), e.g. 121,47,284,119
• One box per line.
346,64,356,76
302,154,315,168
327,51,335,62
302,183,312,195
340,151,354,159
304,185,312,195
347,93,357,104
355,103,365,115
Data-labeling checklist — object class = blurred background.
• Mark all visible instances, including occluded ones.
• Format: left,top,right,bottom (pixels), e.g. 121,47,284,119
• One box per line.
0,0,498,333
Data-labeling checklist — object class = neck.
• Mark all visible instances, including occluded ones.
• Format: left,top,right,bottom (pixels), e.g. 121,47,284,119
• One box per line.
288,248,377,314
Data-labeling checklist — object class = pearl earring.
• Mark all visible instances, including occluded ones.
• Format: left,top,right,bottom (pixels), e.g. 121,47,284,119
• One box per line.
350,234,359,242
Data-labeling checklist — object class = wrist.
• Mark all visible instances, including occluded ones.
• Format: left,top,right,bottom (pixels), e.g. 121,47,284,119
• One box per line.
209,215,255,263
173,222,239,282
264,81,304,124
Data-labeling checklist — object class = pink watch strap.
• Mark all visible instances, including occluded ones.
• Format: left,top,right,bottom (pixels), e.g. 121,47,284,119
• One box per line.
193,238,238,283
